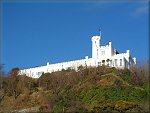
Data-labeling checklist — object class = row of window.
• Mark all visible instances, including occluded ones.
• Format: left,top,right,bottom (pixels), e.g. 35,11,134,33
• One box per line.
36,72,43,75
115,59,122,66
98,59,123,67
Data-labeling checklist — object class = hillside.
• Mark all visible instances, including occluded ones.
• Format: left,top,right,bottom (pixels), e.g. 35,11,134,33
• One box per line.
0,66,149,112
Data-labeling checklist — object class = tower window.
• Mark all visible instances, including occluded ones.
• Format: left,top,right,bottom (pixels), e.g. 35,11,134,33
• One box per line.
101,51,105,55
120,59,122,66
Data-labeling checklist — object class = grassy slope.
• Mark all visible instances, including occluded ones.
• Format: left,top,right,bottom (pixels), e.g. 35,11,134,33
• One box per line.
0,67,149,112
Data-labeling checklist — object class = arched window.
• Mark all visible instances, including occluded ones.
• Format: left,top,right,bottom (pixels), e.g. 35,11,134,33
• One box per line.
120,59,122,66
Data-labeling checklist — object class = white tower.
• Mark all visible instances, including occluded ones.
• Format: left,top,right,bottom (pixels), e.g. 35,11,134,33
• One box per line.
91,36,101,59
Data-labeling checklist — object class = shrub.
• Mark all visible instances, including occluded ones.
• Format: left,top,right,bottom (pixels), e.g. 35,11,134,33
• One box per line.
143,82,150,95
91,100,142,113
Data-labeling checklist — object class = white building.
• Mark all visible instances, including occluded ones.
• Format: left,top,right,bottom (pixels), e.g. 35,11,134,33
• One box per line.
19,35,136,78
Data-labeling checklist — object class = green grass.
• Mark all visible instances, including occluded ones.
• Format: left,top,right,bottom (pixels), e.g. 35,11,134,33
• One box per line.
78,86,148,104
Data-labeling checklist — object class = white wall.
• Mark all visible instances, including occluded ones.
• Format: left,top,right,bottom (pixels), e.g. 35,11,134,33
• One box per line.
20,57,95,78
19,35,136,78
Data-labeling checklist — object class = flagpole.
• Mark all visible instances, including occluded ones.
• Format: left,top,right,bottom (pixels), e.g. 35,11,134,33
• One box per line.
99,29,101,37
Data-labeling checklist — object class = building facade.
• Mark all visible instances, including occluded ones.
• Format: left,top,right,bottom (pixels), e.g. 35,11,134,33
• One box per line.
19,35,136,78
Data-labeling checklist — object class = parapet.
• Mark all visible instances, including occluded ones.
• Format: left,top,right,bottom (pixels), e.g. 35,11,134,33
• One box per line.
126,50,130,53
100,45,109,49
91,36,101,41
115,53,127,57
109,42,112,46
85,56,88,59
99,42,112,49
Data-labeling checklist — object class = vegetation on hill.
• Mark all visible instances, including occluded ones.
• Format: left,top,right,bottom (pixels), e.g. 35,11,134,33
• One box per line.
0,64,149,112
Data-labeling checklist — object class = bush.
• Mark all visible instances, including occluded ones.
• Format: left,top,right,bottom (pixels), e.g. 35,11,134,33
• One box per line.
78,85,148,105
143,83,150,95
52,99,67,112
91,100,142,113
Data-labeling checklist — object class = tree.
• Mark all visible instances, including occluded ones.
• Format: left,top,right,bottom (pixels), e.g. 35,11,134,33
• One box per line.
0,64,5,89
78,65,84,71
9,68,19,77
0,64,5,75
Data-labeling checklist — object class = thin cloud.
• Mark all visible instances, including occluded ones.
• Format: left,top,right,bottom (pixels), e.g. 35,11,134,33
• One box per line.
133,5,148,16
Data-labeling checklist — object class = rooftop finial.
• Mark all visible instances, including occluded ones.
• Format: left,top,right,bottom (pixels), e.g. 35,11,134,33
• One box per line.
99,28,101,37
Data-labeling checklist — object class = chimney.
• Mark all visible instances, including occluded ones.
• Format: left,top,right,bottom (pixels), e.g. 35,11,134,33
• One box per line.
126,50,130,57
109,42,112,46
133,57,136,64
47,62,49,66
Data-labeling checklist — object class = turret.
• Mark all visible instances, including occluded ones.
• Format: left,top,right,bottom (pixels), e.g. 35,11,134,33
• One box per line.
91,36,101,59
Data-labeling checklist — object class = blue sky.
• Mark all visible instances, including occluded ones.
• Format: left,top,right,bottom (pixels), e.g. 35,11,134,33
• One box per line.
2,1,149,73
